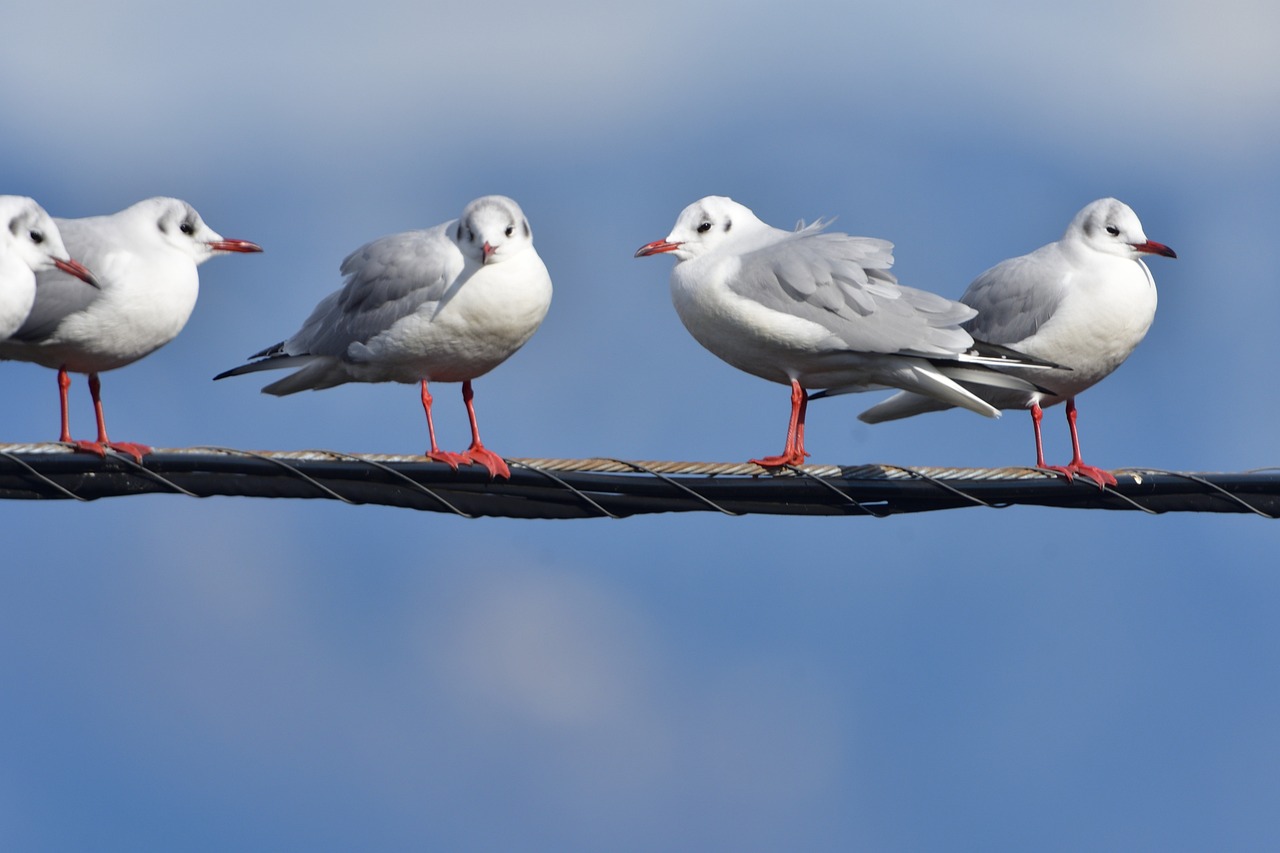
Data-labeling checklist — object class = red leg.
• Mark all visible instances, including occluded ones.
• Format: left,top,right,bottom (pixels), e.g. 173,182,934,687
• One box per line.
456,380,510,479
1031,398,1115,488
1059,398,1115,488
86,372,151,463
420,380,465,470
751,379,810,469
59,367,110,459
1030,403,1049,469
57,367,76,444
60,370,150,462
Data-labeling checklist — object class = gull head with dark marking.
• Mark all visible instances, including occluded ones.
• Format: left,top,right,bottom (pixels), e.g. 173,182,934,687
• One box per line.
1068,197,1177,261
858,196,1177,488
451,195,534,266
634,195,771,260
0,196,262,463
1,195,96,286
124,197,263,262
635,194,1063,469
214,193,551,480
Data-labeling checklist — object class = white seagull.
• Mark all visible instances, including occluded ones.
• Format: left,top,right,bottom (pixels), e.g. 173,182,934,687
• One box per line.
215,195,553,480
0,196,97,340
0,197,263,461
856,197,1176,487
635,195,1051,468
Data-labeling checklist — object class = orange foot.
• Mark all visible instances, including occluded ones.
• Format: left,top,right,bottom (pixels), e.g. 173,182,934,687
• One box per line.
426,449,468,471
749,449,808,469
68,440,152,464
1043,462,1116,489
461,446,510,480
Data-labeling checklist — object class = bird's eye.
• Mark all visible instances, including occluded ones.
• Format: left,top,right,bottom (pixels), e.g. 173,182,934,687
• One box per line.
467,229,475,243
696,221,712,233
180,221,195,235
28,229,44,245
504,226,514,238
1105,225,1120,236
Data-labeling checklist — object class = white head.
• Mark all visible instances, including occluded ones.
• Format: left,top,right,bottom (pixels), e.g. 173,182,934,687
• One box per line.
451,195,533,265
634,195,767,261
1065,197,1176,260
120,197,262,264
1,195,96,284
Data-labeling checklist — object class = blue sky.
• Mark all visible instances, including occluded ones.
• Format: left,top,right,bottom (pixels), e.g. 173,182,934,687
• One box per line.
2,1,1279,849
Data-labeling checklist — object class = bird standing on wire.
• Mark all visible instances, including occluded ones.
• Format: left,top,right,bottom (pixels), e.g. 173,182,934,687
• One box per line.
0,197,262,462
215,195,553,480
636,195,1052,468
856,198,1176,487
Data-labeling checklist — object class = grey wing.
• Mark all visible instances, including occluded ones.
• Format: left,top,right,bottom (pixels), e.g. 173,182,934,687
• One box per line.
10,267,102,342
286,226,462,356
960,249,1067,346
728,227,975,356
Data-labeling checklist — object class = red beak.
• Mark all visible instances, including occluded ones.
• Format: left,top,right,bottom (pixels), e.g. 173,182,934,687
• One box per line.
634,239,681,258
482,241,495,263
1133,240,1176,259
207,239,264,254
54,257,99,288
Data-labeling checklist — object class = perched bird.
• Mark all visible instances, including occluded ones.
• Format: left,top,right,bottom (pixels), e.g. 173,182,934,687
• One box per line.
635,195,1050,468
215,195,552,480
0,196,96,340
0,197,263,461
857,197,1176,487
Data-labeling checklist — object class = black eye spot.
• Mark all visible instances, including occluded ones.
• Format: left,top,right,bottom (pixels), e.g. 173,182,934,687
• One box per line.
467,229,475,243
455,223,463,241
723,219,732,232
180,220,195,236
28,228,44,245
504,226,514,238
696,221,712,233
1105,225,1120,236
522,220,530,238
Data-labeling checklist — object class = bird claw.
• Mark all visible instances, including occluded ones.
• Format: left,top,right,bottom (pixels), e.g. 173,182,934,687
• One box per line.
1069,463,1117,489
1042,462,1116,489
461,446,511,480
107,441,152,464
66,440,152,464
67,440,108,459
750,450,808,470
425,450,466,471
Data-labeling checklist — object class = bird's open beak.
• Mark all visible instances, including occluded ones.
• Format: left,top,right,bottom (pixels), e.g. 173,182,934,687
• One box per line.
207,239,264,254
1133,240,1176,259
55,257,100,288
634,239,681,257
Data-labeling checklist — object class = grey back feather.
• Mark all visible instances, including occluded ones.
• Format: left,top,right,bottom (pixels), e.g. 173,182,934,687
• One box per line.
284,223,465,358
725,224,976,356
960,248,1069,345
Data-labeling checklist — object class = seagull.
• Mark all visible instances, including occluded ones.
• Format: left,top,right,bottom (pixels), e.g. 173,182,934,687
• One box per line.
635,195,1051,468
0,197,263,461
856,197,1176,487
215,195,553,480
0,196,97,340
